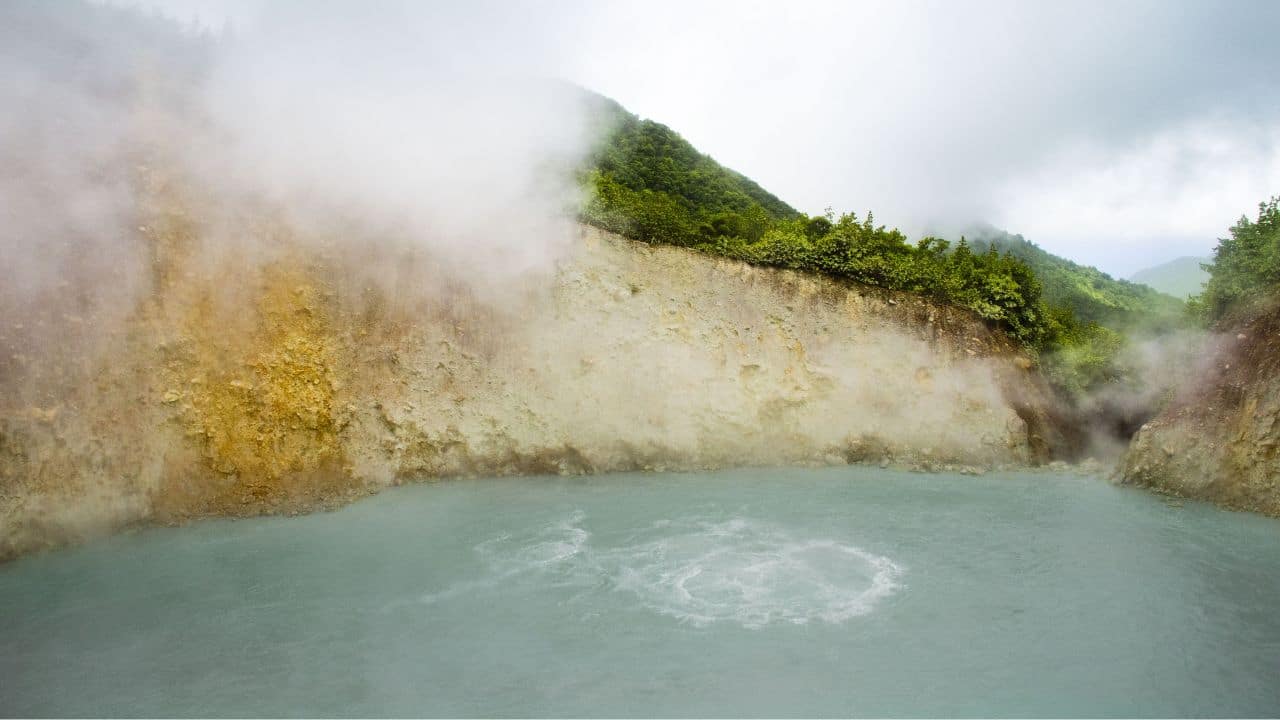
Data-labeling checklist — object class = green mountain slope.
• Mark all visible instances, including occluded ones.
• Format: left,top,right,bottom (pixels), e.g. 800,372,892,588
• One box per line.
1129,256,1210,299
580,97,1048,346
966,227,1185,333
959,227,1189,394
578,93,1194,397
585,96,797,220
579,95,798,247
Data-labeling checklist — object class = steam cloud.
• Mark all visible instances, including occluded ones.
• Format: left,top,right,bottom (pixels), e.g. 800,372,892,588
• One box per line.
197,3,593,286
0,1,1182,562
0,1,596,400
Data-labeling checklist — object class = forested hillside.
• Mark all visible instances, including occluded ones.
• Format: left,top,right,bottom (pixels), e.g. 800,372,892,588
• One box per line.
968,228,1184,332
581,99,1050,348
1191,196,1280,322
965,228,1190,395
579,97,1189,395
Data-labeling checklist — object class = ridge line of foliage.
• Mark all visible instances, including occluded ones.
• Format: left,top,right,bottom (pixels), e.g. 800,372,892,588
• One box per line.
576,95,1207,396
1190,196,1280,324
579,98,1106,355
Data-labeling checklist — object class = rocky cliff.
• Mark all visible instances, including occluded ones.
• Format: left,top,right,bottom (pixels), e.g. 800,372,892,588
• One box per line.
0,194,1067,560
1121,300,1280,514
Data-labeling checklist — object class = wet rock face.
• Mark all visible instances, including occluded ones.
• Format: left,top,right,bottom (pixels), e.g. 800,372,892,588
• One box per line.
1120,301,1280,516
0,218,1061,560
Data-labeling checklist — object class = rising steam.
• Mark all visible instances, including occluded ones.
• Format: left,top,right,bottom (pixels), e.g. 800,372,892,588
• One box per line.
195,3,594,287
0,1,600,397
0,1,1066,561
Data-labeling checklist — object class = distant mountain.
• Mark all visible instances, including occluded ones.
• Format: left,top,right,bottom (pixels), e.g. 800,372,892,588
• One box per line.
1129,256,1210,299
965,224,1186,333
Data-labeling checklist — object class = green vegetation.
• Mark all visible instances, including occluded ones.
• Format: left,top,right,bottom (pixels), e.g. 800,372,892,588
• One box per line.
579,95,1199,397
1129,256,1211,299
708,220,1047,345
966,228,1189,396
581,102,1048,347
580,96,797,247
1191,197,1280,323
968,229,1185,333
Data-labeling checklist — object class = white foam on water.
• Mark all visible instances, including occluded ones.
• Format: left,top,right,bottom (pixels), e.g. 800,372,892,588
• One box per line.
419,512,904,629
597,519,904,628
475,511,591,573
418,512,592,605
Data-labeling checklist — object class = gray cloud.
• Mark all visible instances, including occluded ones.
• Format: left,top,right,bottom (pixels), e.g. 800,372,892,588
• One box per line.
109,0,1280,276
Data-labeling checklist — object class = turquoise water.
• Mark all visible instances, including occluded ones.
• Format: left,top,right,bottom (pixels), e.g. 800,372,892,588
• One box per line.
3,467,1280,717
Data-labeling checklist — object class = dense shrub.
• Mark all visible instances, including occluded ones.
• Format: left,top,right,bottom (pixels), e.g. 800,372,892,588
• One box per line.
1193,196,1280,322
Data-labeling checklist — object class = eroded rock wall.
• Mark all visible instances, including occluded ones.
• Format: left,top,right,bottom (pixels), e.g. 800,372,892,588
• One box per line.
1121,301,1280,515
0,216,1061,560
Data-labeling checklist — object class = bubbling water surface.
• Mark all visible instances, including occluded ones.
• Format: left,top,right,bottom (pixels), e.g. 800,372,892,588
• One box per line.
442,513,904,629
4,466,1280,717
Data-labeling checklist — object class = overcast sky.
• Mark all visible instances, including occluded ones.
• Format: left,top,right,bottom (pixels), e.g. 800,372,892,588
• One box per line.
144,0,1280,277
